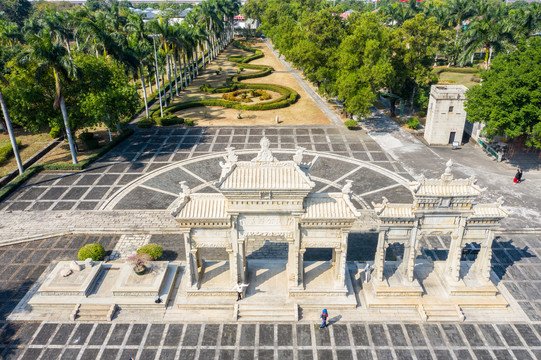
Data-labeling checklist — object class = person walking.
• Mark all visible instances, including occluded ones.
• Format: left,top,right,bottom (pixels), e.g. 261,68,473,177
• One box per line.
233,281,249,301
319,309,328,329
514,168,523,184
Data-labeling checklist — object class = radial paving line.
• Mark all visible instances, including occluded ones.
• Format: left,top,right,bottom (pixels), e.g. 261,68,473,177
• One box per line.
263,39,343,127
100,149,412,211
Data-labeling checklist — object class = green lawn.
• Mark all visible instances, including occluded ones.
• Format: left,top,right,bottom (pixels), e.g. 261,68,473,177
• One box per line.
438,72,480,89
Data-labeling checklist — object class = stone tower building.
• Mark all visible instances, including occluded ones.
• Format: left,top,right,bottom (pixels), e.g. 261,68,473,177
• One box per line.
424,85,468,145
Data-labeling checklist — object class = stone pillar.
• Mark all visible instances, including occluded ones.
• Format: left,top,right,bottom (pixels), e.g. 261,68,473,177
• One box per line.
473,229,495,282
229,215,239,283
336,231,349,288
445,217,467,282
238,238,247,283
183,231,197,288
298,248,306,287
402,221,419,282
374,230,388,282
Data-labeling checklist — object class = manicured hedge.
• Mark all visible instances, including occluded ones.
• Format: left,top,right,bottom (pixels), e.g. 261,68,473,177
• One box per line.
344,120,358,129
433,67,479,74
78,243,105,261
156,39,296,117
137,243,163,260
0,140,22,166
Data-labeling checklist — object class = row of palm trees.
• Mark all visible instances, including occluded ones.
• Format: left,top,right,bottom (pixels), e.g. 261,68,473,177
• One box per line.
0,0,241,167
377,0,540,68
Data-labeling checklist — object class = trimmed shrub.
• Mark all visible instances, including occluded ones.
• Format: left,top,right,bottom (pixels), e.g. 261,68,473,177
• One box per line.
185,118,195,126
344,120,358,129
137,118,154,128
155,115,184,126
406,117,421,130
78,243,105,261
49,127,61,139
0,140,22,166
136,243,163,260
417,110,426,118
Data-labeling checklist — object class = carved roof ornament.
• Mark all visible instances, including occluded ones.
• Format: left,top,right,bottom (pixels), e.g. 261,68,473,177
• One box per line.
252,136,276,162
293,147,305,165
170,181,191,217
342,180,353,197
225,146,238,164
441,159,454,182
218,147,238,183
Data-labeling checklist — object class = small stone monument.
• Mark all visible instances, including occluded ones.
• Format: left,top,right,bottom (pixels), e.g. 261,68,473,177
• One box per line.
85,258,94,268
61,268,72,277
69,261,83,272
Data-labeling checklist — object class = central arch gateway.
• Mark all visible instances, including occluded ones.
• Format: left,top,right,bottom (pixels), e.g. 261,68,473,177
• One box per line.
173,137,363,297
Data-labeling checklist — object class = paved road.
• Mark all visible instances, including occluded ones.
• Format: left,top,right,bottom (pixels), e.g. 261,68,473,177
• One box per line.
362,109,541,230
263,39,344,127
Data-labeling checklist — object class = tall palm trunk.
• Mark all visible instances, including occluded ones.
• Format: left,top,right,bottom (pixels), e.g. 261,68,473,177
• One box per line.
0,90,23,175
173,55,180,95
178,53,184,91
167,55,173,100
487,46,493,69
60,95,78,164
161,71,168,106
183,53,189,86
140,65,149,119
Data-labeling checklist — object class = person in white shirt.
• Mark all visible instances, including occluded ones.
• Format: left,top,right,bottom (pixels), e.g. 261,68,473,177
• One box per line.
233,281,249,301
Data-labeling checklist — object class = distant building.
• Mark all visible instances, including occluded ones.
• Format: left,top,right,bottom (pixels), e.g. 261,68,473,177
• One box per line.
128,6,192,23
424,85,468,146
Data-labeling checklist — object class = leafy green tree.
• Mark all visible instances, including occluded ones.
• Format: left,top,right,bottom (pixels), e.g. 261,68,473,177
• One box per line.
387,14,446,116
19,32,80,163
77,55,140,134
335,13,393,118
0,0,32,26
465,37,541,148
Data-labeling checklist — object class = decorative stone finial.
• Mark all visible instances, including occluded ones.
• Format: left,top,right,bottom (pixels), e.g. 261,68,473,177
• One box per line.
496,196,504,206
441,159,454,181
342,180,353,196
180,181,191,197
293,147,305,165
252,136,275,162
170,181,192,217
225,146,238,164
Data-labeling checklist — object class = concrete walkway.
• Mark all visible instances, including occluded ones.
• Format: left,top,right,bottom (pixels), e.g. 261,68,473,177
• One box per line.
263,39,344,127
362,110,541,230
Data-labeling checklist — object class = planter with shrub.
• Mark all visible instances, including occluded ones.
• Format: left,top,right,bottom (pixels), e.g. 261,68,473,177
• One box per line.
136,243,163,260
406,117,421,130
78,243,105,261
344,119,359,129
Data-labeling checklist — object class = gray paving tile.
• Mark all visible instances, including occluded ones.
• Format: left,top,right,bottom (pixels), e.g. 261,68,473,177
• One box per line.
259,324,274,346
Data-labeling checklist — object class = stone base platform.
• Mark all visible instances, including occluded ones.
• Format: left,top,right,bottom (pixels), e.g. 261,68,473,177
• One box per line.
436,262,499,297
20,261,179,321
176,260,357,321
360,260,511,321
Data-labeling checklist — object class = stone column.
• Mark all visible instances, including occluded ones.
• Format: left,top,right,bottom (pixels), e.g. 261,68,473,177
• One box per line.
229,215,239,283
445,217,467,282
472,229,495,282
336,231,349,288
298,248,306,287
402,221,419,282
238,238,247,283
183,231,197,288
374,230,388,282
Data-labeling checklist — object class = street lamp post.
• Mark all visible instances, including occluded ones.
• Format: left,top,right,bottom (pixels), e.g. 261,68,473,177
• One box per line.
150,34,164,118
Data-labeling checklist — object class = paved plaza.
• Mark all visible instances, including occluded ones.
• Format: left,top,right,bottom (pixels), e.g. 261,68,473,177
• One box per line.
1,43,541,360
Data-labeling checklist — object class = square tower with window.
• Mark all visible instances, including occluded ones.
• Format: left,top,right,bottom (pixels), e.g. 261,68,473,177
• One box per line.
424,85,468,145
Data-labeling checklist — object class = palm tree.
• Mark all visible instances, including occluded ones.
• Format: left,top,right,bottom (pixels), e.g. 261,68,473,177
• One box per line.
0,75,23,175
20,32,80,164
446,0,474,38
458,16,515,69
0,20,22,50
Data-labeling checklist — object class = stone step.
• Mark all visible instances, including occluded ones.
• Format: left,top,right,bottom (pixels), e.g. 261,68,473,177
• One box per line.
238,304,297,322
73,304,117,322
420,304,464,322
